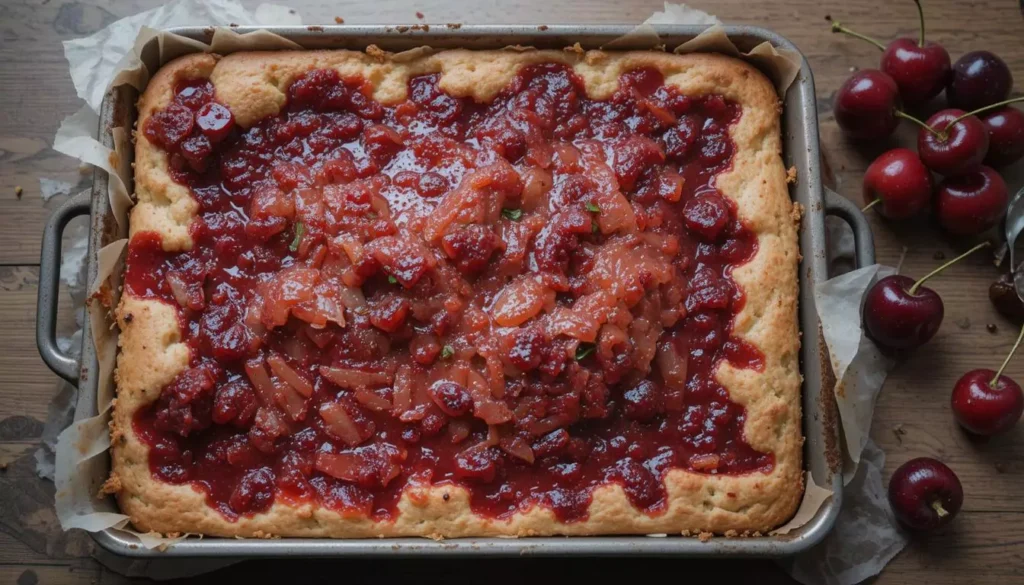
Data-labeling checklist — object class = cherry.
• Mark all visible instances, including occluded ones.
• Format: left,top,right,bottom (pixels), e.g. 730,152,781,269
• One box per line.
981,107,1024,167
888,457,964,532
935,166,1008,236
951,323,1024,436
862,148,933,219
863,242,989,351
196,102,235,143
833,70,903,140
947,51,1013,111
829,2,950,106
917,109,989,176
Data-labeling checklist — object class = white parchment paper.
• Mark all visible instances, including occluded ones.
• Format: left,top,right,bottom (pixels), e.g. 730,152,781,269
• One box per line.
44,1,904,581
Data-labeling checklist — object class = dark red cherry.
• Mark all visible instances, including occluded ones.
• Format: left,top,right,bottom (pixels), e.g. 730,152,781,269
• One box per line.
951,323,1024,436
862,148,933,219
834,70,902,140
917,109,989,176
935,166,1008,235
863,275,944,351
888,457,963,532
952,370,1024,436
981,107,1024,167
947,51,1013,111
863,242,989,351
881,39,951,106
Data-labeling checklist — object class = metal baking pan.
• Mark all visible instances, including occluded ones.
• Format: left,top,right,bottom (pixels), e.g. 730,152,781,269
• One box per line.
37,24,874,558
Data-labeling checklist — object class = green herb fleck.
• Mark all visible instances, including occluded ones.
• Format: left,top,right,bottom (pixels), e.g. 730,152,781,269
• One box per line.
387,275,398,284
591,221,599,235
586,202,601,213
575,343,596,361
441,345,455,359
289,222,305,252
501,208,523,221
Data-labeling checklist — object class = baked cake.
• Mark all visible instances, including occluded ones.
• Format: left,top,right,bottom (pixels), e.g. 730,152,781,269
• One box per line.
109,48,802,538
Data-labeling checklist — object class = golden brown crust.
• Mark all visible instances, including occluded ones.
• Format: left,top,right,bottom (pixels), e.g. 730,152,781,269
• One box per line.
115,48,801,538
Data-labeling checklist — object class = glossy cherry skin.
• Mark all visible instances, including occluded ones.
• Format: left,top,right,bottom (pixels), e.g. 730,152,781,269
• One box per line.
863,148,934,219
947,51,1013,111
917,109,989,176
951,369,1024,436
881,38,951,106
834,70,902,140
888,457,963,532
935,166,1008,235
863,275,943,351
981,107,1024,167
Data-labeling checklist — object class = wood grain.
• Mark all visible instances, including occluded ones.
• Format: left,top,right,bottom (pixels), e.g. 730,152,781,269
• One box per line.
0,0,1021,583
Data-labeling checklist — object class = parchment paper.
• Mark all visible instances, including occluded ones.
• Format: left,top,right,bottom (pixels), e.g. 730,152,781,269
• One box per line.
46,1,901,582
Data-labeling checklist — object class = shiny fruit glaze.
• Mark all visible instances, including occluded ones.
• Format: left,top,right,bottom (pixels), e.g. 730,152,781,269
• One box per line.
127,63,770,523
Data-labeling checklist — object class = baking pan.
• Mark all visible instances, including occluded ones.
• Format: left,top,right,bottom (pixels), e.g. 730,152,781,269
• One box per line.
37,24,874,558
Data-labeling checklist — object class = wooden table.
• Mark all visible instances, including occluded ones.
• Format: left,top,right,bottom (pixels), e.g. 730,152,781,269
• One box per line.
1,0,1022,583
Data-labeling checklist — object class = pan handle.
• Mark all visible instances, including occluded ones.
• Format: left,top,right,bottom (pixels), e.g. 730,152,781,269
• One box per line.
823,187,876,268
37,191,91,385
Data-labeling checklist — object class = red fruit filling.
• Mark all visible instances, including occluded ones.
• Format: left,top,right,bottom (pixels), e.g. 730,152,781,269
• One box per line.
128,64,768,523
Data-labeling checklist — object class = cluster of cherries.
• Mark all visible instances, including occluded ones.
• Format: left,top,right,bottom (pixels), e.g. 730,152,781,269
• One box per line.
830,1,1024,534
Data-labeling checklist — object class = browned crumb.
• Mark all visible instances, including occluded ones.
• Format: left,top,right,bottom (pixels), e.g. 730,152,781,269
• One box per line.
538,25,549,31
892,424,909,446
724,529,738,537
109,415,124,444
397,25,410,33
698,531,713,542
365,45,389,62
791,201,805,224
334,16,345,24
987,323,998,333
564,42,584,55
585,50,608,65
307,25,324,32
427,532,445,541
416,11,424,19
786,166,798,184
98,472,123,497
14,185,23,199
446,23,462,29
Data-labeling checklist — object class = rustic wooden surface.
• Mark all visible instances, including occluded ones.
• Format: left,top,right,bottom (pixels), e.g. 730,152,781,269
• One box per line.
1,0,1022,583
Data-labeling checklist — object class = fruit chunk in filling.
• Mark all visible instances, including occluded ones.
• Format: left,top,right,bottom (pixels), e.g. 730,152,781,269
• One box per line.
127,62,772,523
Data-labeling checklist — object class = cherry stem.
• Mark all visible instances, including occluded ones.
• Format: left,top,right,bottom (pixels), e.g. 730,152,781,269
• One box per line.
931,499,949,518
862,198,882,213
908,241,991,295
990,321,1024,387
913,0,926,47
829,20,887,51
895,110,942,138
945,96,1024,133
